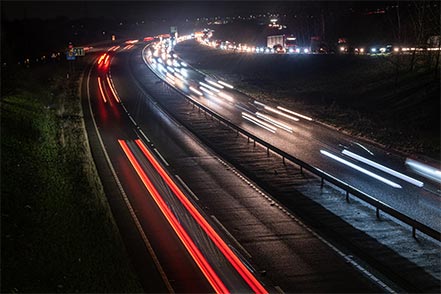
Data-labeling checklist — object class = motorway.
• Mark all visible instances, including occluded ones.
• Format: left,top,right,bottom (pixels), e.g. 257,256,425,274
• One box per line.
83,48,267,293
144,39,440,232
79,42,393,292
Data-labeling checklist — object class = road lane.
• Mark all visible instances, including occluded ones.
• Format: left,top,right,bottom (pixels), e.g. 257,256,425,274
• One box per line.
107,44,391,292
144,41,440,231
85,46,272,293
85,54,216,293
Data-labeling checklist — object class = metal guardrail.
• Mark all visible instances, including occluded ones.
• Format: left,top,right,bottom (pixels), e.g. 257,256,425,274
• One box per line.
142,44,441,242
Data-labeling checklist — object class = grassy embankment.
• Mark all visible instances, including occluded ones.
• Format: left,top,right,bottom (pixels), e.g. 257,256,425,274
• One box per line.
177,41,440,160
1,62,143,292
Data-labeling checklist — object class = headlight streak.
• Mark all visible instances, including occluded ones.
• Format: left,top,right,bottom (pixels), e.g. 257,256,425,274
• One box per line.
242,112,277,133
353,142,374,156
205,79,224,89
320,150,402,188
165,73,176,85
97,76,107,103
173,72,186,83
134,139,268,294
118,140,229,294
189,86,203,96
254,101,299,122
256,112,293,133
217,91,234,102
173,60,181,67
405,159,441,184
180,68,189,77
218,80,234,89
166,66,175,73
276,106,313,121
199,82,220,93
342,150,424,187
199,86,215,96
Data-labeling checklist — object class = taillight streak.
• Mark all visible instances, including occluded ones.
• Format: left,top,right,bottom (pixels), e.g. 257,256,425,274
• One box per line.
135,139,268,294
106,75,121,103
97,77,107,103
97,54,106,65
118,140,228,294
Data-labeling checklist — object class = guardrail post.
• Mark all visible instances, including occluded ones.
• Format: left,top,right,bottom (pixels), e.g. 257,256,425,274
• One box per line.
412,227,416,238
282,157,285,165
236,130,239,137
346,191,350,203
267,147,270,156
300,166,303,175
253,140,256,148
320,178,324,188
247,137,250,143
376,208,380,219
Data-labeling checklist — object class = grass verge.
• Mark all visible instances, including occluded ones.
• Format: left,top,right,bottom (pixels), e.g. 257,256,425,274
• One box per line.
1,62,143,292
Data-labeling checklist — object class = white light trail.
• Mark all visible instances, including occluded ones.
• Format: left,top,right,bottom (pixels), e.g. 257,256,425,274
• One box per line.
320,150,402,188
199,82,220,92
173,72,186,83
217,91,234,102
405,159,441,184
353,142,374,156
276,106,313,121
166,72,175,81
165,77,175,85
253,101,300,122
242,112,276,133
199,86,215,96
180,69,188,77
205,79,224,89
218,80,234,89
256,112,293,133
167,66,175,73
189,86,203,96
342,150,424,187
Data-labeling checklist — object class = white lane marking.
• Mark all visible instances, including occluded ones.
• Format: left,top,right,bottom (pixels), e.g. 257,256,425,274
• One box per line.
138,128,151,143
321,150,402,189
175,175,199,201
342,150,424,187
128,115,137,126
211,215,252,259
153,148,169,166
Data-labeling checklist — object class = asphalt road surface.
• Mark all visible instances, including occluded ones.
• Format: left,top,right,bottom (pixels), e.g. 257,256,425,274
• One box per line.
78,41,398,292
143,40,440,233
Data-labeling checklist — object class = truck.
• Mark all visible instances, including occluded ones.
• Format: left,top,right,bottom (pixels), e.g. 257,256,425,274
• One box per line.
310,36,329,53
267,35,297,53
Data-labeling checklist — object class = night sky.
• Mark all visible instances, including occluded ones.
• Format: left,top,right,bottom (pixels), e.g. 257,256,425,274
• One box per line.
2,1,379,21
